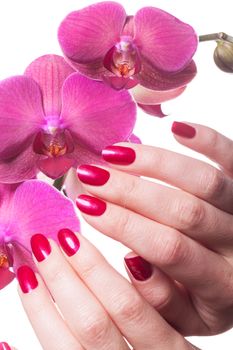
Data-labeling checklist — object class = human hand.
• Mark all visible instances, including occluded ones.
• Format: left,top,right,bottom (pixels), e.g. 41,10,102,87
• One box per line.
75,122,233,336
17,230,197,350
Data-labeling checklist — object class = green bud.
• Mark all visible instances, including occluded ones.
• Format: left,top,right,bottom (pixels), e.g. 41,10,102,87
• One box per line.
214,40,233,73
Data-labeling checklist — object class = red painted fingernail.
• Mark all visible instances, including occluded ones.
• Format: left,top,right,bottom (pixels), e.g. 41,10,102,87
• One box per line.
0,342,11,350
31,234,51,262
172,122,196,138
77,165,110,186
124,256,153,281
17,266,38,294
58,228,80,257
76,194,106,216
102,146,136,165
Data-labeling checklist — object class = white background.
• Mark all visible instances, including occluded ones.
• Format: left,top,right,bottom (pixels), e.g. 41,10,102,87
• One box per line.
0,0,233,349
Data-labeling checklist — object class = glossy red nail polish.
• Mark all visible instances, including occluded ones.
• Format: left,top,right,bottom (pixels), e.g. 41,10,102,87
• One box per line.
172,121,196,138
31,234,51,262
0,342,11,350
58,228,80,257
17,266,38,294
76,194,106,216
102,146,136,165
124,256,153,281
77,165,110,186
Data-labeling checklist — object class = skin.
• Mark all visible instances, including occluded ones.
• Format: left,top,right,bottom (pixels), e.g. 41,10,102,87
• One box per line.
76,122,233,336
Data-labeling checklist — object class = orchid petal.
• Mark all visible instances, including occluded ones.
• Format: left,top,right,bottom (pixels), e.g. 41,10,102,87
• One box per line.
37,156,75,179
61,73,136,152
128,134,142,144
25,55,74,116
0,145,39,183
9,241,35,273
137,103,166,118
102,75,138,90
137,59,197,91
134,7,198,72
58,2,126,64
0,268,15,289
131,84,186,104
9,180,80,253
0,76,44,159
122,16,135,37
66,58,108,80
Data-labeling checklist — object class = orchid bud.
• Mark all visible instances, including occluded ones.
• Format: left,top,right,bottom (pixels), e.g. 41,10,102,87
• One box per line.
214,40,233,72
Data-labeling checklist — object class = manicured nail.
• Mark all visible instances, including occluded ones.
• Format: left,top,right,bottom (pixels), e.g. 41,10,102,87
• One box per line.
31,234,51,262
102,146,136,165
0,342,11,350
172,121,196,138
77,165,110,186
58,228,80,257
76,194,106,216
17,266,38,294
124,256,153,281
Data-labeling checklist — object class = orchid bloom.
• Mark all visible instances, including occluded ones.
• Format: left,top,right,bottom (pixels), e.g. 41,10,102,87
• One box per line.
0,54,136,182
58,1,198,116
0,180,80,289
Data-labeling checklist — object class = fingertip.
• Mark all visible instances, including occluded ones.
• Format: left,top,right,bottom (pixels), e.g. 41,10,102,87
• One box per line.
171,121,197,139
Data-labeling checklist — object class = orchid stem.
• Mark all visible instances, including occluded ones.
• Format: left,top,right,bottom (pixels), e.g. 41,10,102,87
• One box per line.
53,175,66,191
199,32,233,43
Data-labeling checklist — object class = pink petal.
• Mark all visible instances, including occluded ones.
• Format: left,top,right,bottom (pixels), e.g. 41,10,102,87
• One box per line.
0,145,39,183
134,7,198,72
9,241,35,273
0,268,15,289
131,84,186,104
122,16,135,37
61,73,136,152
137,103,166,118
9,180,80,252
128,134,142,144
25,55,74,116
102,75,138,90
37,156,75,179
65,57,108,80
0,76,44,159
137,59,197,91
58,2,126,64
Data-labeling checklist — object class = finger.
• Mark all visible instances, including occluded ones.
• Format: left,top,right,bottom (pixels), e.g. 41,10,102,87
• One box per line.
76,195,233,316
172,121,233,178
57,229,189,349
17,266,82,350
124,252,204,335
30,234,129,350
77,165,233,254
101,143,233,214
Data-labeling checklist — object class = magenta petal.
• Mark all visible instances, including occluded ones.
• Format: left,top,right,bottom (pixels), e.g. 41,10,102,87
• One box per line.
103,75,138,90
9,241,35,273
0,145,39,183
0,76,44,159
61,73,136,152
9,180,80,251
128,134,141,144
134,7,198,72
58,2,126,64
137,59,197,91
0,268,15,289
122,16,135,37
37,156,75,179
131,84,186,104
25,55,74,116
138,103,166,118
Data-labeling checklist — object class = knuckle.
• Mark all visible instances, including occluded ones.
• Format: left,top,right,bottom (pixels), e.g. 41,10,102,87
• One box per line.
114,290,145,324
44,261,66,285
116,209,134,237
175,198,205,230
203,168,225,199
80,313,111,345
159,230,186,266
206,129,219,150
122,176,138,206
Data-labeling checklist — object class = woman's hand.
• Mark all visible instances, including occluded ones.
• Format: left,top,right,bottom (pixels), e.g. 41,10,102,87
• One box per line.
17,230,196,350
75,122,233,336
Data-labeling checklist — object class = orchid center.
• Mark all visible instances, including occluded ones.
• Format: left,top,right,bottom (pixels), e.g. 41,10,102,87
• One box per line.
0,253,9,268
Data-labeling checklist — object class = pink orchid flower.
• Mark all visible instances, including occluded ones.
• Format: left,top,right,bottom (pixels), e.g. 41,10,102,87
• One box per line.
58,1,198,117
0,54,136,182
0,180,80,290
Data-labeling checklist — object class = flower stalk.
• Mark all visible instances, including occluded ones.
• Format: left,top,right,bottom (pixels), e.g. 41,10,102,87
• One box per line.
199,32,233,43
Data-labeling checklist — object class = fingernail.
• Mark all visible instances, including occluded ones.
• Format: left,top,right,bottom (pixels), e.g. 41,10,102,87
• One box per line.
172,122,196,138
31,234,51,262
17,266,38,294
102,146,136,165
76,194,106,216
58,228,80,257
0,342,11,350
77,165,110,186
124,256,153,281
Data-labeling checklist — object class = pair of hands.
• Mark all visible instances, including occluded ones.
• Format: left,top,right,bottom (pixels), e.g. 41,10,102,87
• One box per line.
8,122,233,349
